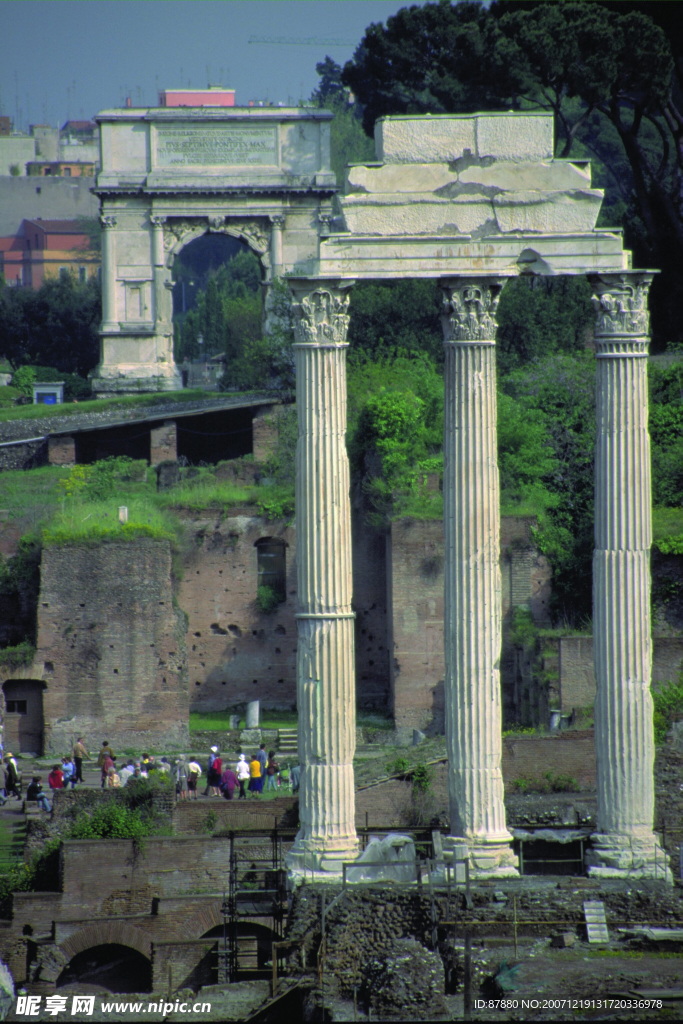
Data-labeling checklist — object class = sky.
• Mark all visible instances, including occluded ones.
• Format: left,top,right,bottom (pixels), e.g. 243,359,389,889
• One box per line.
1,0,422,131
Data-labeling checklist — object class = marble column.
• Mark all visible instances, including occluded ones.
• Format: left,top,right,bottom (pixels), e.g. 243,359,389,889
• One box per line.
100,214,118,332
269,214,284,279
440,278,518,878
285,280,359,874
586,272,671,881
150,215,169,327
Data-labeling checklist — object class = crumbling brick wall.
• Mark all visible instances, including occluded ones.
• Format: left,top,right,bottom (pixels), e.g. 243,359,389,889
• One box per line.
36,539,188,752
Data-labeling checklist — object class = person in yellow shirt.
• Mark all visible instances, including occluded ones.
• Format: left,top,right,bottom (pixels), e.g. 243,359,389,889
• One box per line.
248,754,263,798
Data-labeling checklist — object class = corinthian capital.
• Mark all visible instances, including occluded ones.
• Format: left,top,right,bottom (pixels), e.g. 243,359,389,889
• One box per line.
441,278,506,344
290,281,353,347
100,214,117,229
149,215,167,227
590,273,653,339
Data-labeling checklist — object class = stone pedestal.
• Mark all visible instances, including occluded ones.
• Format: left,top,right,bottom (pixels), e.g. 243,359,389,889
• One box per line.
246,700,260,729
286,281,359,875
587,272,671,882
440,279,518,878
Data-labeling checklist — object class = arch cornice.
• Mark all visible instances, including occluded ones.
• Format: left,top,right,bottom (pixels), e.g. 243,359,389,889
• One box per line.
59,921,152,962
163,216,271,273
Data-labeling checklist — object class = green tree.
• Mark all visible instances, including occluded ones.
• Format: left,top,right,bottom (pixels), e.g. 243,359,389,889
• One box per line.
311,57,375,186
501,352,596,622
496,276,594,374
0,274,101,376
342,1,683,346
348,280,443,364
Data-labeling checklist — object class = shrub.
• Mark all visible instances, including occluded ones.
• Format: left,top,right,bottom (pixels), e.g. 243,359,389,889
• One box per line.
386,756,411,777
257,585,281,614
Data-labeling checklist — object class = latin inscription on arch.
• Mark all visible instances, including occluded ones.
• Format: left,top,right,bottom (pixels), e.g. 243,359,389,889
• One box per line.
155,124,278,168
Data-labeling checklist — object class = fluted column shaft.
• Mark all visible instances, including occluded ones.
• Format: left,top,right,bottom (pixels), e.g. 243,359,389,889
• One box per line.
269,215,284,279
150,215,170,327
588,272,670,880
440,279,517,877
287,280,358,871
100,214,117,331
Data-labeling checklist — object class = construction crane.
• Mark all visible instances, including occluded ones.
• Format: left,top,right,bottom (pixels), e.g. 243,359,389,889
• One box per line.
248,36,355,47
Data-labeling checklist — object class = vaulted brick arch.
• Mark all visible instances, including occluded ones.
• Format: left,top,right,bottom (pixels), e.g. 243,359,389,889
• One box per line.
59,921,152,962
182,901,224,940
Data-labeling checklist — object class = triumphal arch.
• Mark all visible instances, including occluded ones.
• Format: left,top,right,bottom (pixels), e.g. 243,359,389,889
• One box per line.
94,104,670,881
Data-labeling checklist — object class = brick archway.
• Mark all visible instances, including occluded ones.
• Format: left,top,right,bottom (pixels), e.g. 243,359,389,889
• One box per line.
59,921,152,962
182,901,224,940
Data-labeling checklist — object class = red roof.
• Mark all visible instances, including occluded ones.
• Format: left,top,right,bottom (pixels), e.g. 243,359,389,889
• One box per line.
23,219,90,234
61,120,97,132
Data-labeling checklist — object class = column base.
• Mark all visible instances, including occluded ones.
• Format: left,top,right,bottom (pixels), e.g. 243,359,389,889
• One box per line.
286,834,360,881
91,373,183,397
586,833,673,883
444,836,519,879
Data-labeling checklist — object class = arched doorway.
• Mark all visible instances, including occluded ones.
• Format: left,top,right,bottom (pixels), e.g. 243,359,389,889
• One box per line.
56,943,152,993
172,233,264,394
202,922,278,977
3,680,44,754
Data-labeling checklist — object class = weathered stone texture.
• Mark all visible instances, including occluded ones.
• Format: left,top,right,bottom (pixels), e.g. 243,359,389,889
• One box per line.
36,539,188,752
180,515,298,712
149,419,177,465
47,435,75,466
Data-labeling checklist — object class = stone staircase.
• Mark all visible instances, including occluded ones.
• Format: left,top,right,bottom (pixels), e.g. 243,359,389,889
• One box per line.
0,813,25,873
277,729,298,755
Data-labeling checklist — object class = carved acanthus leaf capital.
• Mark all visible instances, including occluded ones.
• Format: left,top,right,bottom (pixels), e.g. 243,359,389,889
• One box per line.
149,215,167,228
291,284,352,346
100,214,117,229
269,214,285,228
590,273,653,338
441,279,505,343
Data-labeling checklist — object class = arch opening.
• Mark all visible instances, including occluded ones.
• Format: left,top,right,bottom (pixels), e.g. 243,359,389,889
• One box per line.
202,922,278,975
56,943,152,993
172,233,264,391
255,537,287,604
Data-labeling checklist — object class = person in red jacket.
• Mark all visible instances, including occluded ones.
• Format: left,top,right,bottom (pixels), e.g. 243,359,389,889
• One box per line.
48,764,64,790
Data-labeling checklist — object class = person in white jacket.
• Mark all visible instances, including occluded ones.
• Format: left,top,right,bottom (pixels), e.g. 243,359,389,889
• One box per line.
236,754,250,801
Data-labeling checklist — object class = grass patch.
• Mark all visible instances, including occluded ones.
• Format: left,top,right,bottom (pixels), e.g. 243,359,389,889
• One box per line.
0,465,68,527
190,710,298,732
158,479,259,511
0,388,221,424
358,712,394,731
43,498,178,546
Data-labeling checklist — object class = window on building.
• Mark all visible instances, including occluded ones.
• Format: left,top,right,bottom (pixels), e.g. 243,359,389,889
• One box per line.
59,267,69,278
64,167,71,176
6,700,27,715
255,538,287,603
79,266,86,283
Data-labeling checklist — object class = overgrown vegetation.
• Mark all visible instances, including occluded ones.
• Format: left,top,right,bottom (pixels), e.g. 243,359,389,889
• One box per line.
511,771,580,794
256,584,281,614
652,677,683,745
0,839,61,917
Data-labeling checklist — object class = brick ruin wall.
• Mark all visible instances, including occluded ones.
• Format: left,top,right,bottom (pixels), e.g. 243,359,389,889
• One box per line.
28,515,560,747
32,515,680,746
180,514,298,713
388,517,553,732
35,539,189,752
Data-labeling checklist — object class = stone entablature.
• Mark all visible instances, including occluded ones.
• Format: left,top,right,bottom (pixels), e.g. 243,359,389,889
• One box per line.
319,112,627,280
